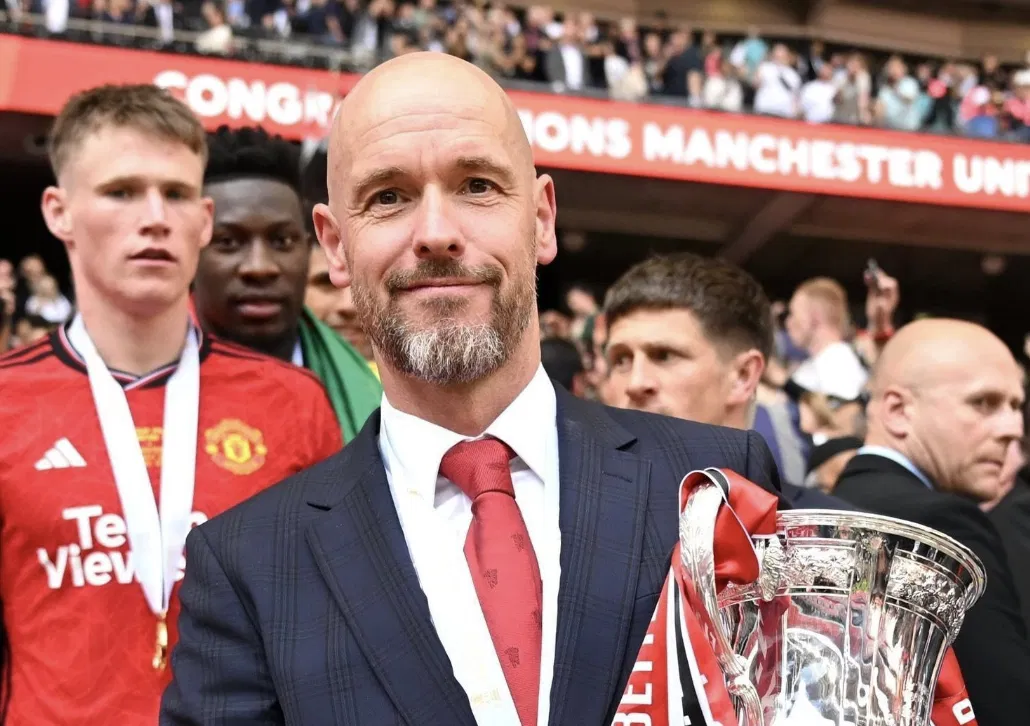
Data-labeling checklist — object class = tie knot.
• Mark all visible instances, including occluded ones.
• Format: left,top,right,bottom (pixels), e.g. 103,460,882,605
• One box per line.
439,437,516,501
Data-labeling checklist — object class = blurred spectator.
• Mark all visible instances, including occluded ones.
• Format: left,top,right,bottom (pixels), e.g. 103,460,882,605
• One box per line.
18,254,45,289
989,437,1030,634
804,435,862,493
641,32,666,94
876,56,925,131
753,43,800,118
703,56,743,113
540,337,587,396
728,25,768,82
563,282,599,341
833,52,872,125
195,0,232,54
661,28,702,105
305,245,373,362
544,17,591,92
12,314,56,346
1002,69,1030,142
785,277,869,445
800,61,837,124
24,274,72,324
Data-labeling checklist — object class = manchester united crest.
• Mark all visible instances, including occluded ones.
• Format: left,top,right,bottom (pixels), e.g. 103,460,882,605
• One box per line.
204,419,268,475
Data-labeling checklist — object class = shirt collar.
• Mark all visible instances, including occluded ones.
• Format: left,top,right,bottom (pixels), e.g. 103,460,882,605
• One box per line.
857,445,935,489
64,312,201,384
379,364,556,502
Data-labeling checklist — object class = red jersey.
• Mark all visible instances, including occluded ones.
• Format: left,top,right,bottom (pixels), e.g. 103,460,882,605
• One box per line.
0,325,343,726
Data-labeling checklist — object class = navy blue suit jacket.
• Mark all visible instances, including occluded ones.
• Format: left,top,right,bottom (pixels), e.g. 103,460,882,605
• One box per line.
160,387,781,726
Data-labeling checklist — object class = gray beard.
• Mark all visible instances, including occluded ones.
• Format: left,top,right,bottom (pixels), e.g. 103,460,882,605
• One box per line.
391,321,509,385
357,285,533,386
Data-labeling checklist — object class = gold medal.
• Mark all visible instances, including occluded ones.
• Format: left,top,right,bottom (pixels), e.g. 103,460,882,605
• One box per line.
153,612,169,671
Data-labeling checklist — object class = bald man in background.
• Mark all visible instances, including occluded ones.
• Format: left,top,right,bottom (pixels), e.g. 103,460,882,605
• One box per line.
833,319,1030,725
161,52,780,726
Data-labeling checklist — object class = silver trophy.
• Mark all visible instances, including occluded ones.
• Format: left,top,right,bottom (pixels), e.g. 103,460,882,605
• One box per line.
679,469,986,726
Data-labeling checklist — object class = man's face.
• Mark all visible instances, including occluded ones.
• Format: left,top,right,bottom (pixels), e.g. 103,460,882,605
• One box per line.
305,246,372,359
41,127,213,318
905,351,1024,501
20,256,44,281
314,69,557,385
784,292,814,351
194,177,309,348
605,308,747,427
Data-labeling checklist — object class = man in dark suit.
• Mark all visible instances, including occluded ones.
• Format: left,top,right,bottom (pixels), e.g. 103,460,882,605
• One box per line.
834,318,1030,725
601,252,851,511
160,52,780,726
986,443,1030,635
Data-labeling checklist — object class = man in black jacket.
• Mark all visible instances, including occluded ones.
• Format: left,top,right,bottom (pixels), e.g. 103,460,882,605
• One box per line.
834,318,1030,725
987,456,1030,635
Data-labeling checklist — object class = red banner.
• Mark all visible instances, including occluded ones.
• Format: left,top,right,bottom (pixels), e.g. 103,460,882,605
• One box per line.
3,35,1030,213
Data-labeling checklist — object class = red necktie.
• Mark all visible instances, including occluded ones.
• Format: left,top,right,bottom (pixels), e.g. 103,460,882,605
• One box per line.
440,437,542,726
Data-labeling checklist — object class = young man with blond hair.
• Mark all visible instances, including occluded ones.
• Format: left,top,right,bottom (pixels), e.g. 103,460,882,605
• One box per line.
0,84,341,725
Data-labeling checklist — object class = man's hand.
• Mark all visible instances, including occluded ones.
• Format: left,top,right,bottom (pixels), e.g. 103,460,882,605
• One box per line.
864,268,899,334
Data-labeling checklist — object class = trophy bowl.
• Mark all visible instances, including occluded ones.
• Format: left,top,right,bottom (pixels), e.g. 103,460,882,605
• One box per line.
679,472,987,726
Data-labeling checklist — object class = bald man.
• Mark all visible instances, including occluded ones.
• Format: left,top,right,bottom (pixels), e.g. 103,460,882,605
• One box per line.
834,318,1030,725
161,53,780,726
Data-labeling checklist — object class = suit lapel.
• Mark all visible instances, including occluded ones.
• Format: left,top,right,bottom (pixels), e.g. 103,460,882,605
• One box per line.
304,412,476,726
547,390,652,725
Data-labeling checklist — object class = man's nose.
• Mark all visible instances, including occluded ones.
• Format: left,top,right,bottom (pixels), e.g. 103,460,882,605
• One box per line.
998,405,1025,444
239,240,281,280
141,188,171,234
624,357,657,399
412,186,465,260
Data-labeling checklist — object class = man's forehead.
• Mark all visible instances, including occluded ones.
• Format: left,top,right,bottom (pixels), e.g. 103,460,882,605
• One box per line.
333,66,527,175
609,308,706,343
343,110,515,170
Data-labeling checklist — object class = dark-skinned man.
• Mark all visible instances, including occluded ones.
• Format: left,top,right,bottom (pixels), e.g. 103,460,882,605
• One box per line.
192,126,381,442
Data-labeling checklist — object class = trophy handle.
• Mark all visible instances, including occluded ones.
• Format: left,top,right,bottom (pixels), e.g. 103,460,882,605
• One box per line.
678,470,764,726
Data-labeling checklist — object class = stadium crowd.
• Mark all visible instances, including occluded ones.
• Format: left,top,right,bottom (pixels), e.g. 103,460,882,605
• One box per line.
5,0,1030,141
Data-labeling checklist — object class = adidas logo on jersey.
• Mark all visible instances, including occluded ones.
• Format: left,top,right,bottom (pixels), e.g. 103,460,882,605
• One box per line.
35,438,87,471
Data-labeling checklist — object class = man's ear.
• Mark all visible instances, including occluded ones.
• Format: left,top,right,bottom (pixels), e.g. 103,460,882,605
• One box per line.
726,348,765,408
197,196,214,250
41,186,74,248
879,385,914,439
312,203,350,288
532,174,558,267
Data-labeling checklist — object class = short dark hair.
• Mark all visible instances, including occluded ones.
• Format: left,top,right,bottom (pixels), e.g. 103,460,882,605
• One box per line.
204,125,302,192
604,253,773,360
49,84,206,178
540,337,584,391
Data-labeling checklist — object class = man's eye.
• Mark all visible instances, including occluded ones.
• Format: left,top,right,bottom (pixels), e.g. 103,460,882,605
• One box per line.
466,178,494,195
610,354,630,370
375,190,399,206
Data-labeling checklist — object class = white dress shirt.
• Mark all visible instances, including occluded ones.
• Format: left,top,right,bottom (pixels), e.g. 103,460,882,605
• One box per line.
378,364,561,726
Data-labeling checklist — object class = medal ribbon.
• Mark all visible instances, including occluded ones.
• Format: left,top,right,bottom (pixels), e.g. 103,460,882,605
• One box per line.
69,314,199,669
